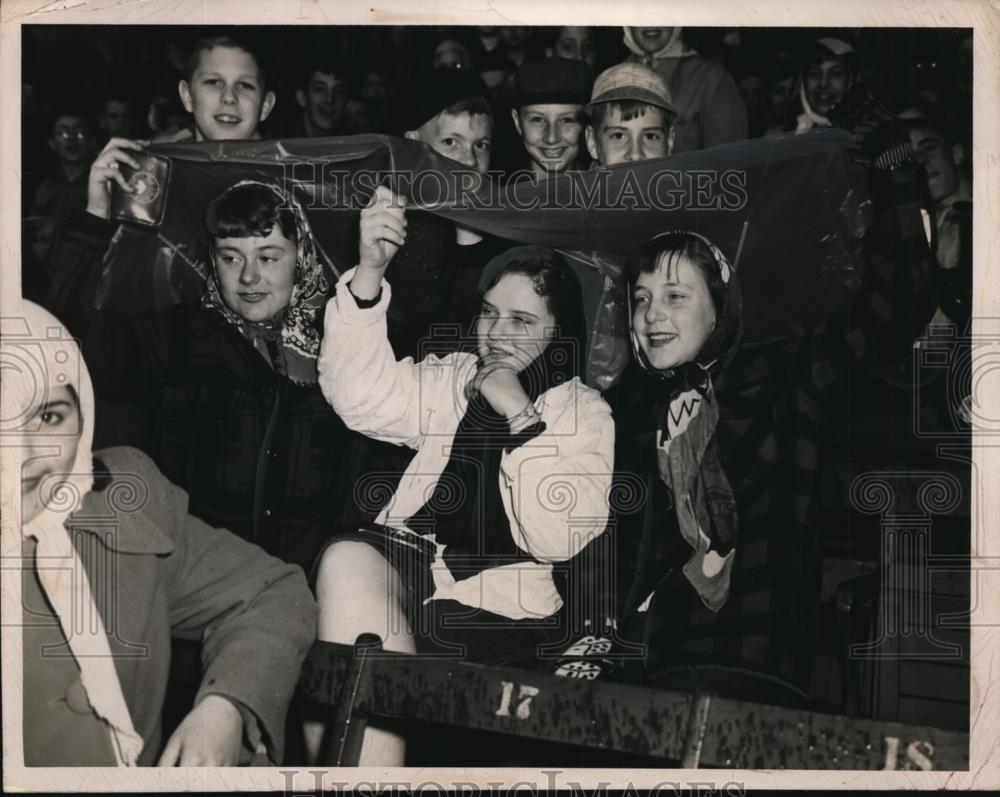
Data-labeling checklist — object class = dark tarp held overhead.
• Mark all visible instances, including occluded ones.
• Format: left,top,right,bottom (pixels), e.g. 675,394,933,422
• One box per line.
99,130,862,389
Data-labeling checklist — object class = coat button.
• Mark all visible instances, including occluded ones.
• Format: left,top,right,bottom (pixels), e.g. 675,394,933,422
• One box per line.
65,677,92,714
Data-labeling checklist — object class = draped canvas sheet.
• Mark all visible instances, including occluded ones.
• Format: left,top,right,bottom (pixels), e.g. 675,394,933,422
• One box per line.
97,129,860,389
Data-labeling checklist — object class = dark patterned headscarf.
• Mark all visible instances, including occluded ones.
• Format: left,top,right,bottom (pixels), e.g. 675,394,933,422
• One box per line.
204,180,331,385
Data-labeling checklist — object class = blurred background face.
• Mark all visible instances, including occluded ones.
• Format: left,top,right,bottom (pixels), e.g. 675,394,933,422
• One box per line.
476,272,555,373
552,26,595,65
362,70,387,103
433,39,471,70
213,226,297,322
629,27,678,55
344,98,371,134
631,254,716,370
417,111,492,174
501,26,529,49
481,67,514,91
769,75,795,119
804,57,849,116
297,70,347,134
909,126,963,202
49,115,91,165
738,74,765,117
513,104,583,175
100,100,135,138
17,384,82,525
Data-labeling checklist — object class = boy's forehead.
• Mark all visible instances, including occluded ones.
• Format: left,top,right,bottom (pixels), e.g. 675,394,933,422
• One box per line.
196,45,261,77
430,111,493,137
520,103,583,116
596,103,667,130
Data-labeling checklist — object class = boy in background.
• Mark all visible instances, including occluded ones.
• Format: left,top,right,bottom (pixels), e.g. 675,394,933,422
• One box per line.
394,67,509,356
287,53,349,138
26,110,93,266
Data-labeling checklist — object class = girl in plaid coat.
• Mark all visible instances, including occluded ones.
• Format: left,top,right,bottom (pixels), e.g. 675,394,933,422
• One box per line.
71,181,361,572
612,159,939,704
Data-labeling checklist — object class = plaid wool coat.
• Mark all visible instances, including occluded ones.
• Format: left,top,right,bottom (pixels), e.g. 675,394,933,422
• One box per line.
611,175,938,697
39,214,362,572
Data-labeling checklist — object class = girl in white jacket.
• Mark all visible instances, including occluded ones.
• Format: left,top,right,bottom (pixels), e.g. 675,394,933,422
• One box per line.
311,186,614,764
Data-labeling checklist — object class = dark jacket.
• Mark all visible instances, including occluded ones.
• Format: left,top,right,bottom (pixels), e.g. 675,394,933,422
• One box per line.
80,302,361,573
22,446,317,766
382,211,512,360
611,166,938,696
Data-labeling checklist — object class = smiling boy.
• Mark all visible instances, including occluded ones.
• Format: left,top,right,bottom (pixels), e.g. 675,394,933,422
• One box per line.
290,54,349,138
510,58,593,179
585,62,677,167
178,34,276,142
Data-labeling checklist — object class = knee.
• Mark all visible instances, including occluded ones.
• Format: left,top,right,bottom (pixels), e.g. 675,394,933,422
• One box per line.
315,540,381,598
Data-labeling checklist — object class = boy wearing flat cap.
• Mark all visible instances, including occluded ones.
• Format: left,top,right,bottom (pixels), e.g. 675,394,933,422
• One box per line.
585,61,678,167
510,58,594,178
403,67,494,189
388,68,509,359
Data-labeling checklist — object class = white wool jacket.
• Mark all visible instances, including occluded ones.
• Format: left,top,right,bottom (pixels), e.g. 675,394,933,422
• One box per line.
318,267,614,620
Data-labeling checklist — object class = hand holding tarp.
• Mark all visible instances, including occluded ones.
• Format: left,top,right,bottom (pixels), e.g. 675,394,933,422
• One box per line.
359,185,408,271
86,137,148,219
352,185,408,301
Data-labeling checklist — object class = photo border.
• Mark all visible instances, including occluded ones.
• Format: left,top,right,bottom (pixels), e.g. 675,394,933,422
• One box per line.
2,0,997,791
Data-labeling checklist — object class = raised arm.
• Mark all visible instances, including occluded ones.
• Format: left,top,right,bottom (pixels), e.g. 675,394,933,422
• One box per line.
318,185,447,448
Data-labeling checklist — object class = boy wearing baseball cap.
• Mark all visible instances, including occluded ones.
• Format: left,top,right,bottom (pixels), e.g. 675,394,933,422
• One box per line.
584,62,677,167
509,58,593,178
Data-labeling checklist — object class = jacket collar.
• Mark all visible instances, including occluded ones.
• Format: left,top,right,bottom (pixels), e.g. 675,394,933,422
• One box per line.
65,459,174,555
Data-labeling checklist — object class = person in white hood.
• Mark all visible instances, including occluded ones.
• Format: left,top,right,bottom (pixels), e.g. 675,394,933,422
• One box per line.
623,26,747,153
6,301,317,766
792,36,856,133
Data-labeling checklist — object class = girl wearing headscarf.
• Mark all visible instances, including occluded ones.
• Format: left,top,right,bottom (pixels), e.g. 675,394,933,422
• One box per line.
791,36,856,134
612,195,938,704
310,185,614,764
80,180,358,571
5,301,317,766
